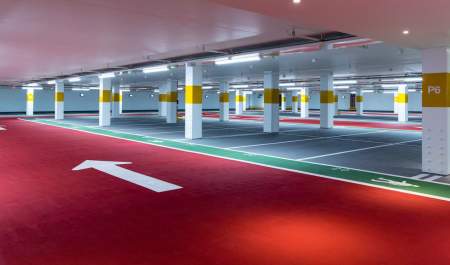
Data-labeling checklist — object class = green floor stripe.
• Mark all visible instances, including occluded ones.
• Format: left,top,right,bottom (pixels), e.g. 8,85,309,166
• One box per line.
31,119,450,201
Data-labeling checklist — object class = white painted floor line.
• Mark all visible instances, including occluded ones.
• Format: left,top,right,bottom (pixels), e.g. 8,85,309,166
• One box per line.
227,130,389,149
297,139,421,161
411,173,430,180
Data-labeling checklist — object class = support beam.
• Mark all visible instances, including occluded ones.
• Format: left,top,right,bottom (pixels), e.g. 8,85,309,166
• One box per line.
235,90,243,114
166,79,178,124
219,82,229,121
111,84,120,118
55,80,64,120
26,88,34,116
422,47,450,174
99,77,112,127
300,87,309,118
320,72,334,128
185,63,202,139
397,84,408,122
356,89,364,115
263,71,279,133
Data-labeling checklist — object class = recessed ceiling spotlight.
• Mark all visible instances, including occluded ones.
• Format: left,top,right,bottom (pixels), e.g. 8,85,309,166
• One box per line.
293,0,301,4
402,29,410,35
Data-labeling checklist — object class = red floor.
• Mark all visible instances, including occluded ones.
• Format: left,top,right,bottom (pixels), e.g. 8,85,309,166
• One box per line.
0,118,448,265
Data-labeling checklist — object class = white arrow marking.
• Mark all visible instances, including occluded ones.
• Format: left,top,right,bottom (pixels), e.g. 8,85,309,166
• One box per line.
73,160,182,192
0,126,6,131
371,178,419,188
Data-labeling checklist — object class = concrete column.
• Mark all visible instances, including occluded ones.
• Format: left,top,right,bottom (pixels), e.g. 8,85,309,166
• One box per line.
185,63,203,139
320,72,334,128
235,90,244,114
26,88,34,116
159,87,167,117
334,94,339,116
281,92,287,111
243,92,249,111
166,79,178,123
219,82,229,121
394,92,399,114
111,84,120,118
397,84,408,122
292,92,299,113
99,77,112,127
356,89,364,115
422,47,450,174
300,88,309,118
263,71,279,133
55,80,64,120
119,90,123,114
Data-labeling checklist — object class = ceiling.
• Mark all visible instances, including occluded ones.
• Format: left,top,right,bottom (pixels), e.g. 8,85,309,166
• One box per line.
1,0,446,84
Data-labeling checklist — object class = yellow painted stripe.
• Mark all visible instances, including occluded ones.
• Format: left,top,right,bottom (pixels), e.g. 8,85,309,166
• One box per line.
394,95,399,103
99,90,111,103
219,92,229,103
320,91,335,104
292,96,298,102
356,95,364,102
334,95,338,103
185,85,202,104
119,94,123,102
281,96,286,103
166,91,178,102
264,88,280,104
159,94,167,102
423,73,450,107
236,95,244,103
301,95,309,103
26,93,34,102
397,93,408,104
113,93,120,102
55,92,64,102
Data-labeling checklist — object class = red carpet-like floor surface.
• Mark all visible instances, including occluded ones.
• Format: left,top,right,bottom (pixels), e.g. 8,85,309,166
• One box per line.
0,118,447,265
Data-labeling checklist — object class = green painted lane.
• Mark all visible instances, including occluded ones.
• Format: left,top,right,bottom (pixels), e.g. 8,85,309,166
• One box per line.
30,119,450,201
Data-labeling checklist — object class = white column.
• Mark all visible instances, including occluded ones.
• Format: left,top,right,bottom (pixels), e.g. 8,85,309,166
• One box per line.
320,72,334,128
111,84,120,118
292,92,299,113
422,47,450,174
356,89,364,115
281,92,287,111
55,80,64,120
99,77,112,127
243,92,248,111
159,86,167,117
397,84,408,122
263,71,279,133
300,87,309,118
235,90,243,114
185,63,203,139
219,82,229,121
166,79,178,124
119,90,124,114
26,88,34,116
394,92,399,114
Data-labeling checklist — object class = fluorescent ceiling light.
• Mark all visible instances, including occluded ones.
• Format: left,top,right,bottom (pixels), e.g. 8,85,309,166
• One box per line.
154,89,160,93
47,80,56,85
99,72,115,79
177,87,184,91
287,87,303,91
362,90,374,93
334,80,357,85
408,89,418,92
383,91,396,94
72,88,90,91
121,89,130,92
231,84,249,89
334,85,350,89
27,83,39,87
229,89,236,92
143,65,169,73
203,86,213,89
279,82,296,87
252,88,264,91
403,77,422,82
382,84,406,88
215,53,260,65
89,87,100,90
69,77,81,82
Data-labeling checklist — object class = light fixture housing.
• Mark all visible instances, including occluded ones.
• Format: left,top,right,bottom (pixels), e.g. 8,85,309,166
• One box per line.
47,80,56,85
99,72,115,79
69,77,81,82
215,53,260,65
231,84,250,89
279,82,296,87
333,80,357,85
143,65,169,73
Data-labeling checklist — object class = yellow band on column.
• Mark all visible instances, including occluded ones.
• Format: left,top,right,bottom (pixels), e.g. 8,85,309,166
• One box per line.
282,96,286,103
264,88,280,104
301,95,309,103
397,93,408,104
27,93,34,102
185,85,202,104
99,90,111,103
166,91,178,102
219,92,229,103
320,91,334,104
113,93,120,102
236,95,244,103
423,73,450,107
55,92,64,102
334,95,338,103
159,94,167,102
356,95,364,102
119,94,123,102
292,96,298,102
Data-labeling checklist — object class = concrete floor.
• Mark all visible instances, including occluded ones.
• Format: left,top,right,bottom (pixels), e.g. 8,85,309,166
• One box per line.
45,111,449,185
